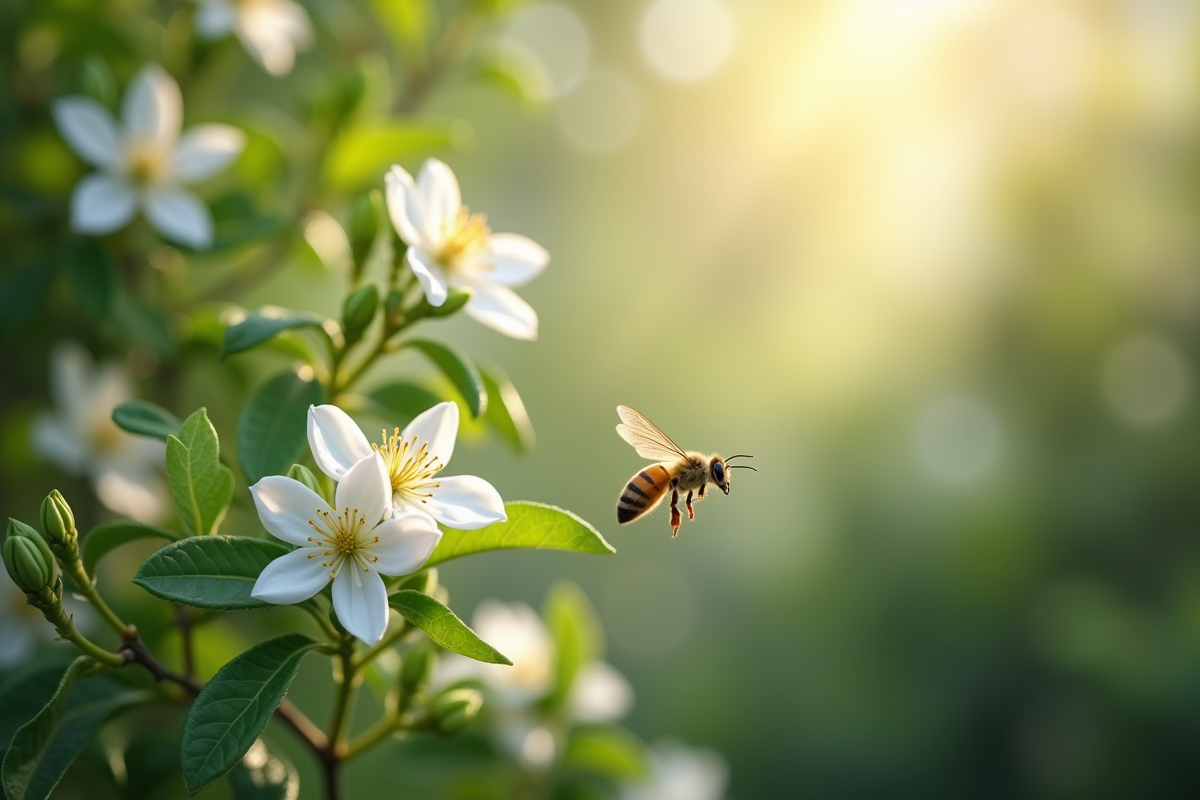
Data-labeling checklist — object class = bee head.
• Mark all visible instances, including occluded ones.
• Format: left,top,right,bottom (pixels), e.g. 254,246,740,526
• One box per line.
719,454,756,494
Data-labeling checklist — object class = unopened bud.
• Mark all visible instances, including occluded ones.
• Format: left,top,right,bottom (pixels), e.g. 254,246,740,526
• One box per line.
40,490,77,551
430,688,483,735
384,288,405,331
419,287,472,320
342,284,379,343
4,519,57,594
349,191,381,276
287,464,327,501
401,643,438,694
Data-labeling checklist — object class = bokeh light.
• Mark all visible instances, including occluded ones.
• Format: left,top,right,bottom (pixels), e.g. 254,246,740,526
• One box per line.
639,0,735,83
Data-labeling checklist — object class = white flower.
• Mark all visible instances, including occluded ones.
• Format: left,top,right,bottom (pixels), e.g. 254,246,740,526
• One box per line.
192,0,313,77
32,343,167,523
385,159,549,340
307,402,506,529
622,740,729,800
249,452,442,645
52,64,245,248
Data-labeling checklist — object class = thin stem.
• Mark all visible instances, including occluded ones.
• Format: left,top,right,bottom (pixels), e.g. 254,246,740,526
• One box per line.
64,561,131,635
175,605,196,679
344,709,399,760
353,619,411,670
300,600,341,641
326,641,358,756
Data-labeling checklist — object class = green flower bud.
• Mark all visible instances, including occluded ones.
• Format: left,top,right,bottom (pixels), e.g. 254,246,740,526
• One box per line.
287,464,327,501
430,688,483,735
342,284,379,343
40,490,77,550
401,642,438,694
349,191,382,276
384,288,405,331
4,519,57,594
425,287,473,319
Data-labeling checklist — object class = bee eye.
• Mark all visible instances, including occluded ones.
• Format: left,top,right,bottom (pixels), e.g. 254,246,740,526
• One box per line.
713,462,725,482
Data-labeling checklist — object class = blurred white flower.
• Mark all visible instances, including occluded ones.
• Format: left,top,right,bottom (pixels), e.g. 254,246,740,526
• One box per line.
623,740,729,800
307,402,506,529
193,0,313,77
250,452,442,645
52,64,244,248
0,579,52,666
385,159,549,340
571,660,635,723
32,343,167,523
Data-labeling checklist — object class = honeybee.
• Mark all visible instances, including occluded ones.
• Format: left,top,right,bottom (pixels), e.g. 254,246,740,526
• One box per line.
615,405,755,538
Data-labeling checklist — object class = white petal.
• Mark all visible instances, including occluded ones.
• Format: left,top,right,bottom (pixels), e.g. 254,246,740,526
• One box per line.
52,97,122,170
122,64,182,149
369,513,442,575
70,174,136,235
416,159,462,240
571,661,634,723
172,124,244,182
331,563,389,644
48,342,95,433
333,452,391,527
406,247,448,306
308,404,373,481
251,475,333,546
194,0,236,38
141,186,213,248
237,2,312,75
92,462,167,524
423,475,507,530
487,233,548,287
32,415,87,473
385,164,426,246
401,401,459,468
251,547,332,604
462,280,538,341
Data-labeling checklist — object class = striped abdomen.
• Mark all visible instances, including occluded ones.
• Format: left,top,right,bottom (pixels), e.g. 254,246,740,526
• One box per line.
617,464,673,524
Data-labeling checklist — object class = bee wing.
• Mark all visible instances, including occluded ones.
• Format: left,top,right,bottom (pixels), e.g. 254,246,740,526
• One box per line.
616,405,689,461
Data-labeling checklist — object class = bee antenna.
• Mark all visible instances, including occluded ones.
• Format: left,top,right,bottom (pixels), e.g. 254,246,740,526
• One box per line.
724,454,754,462
728,465,757,472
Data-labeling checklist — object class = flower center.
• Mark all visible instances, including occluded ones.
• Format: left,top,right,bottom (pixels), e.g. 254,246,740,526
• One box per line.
306,506,378,578
435,207,491,270
373,428,442,505
125,140,168,186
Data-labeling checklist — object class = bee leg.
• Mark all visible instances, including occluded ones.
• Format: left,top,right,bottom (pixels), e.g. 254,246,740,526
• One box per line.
698,483,707,500
685,490,695,520
669,488,682,538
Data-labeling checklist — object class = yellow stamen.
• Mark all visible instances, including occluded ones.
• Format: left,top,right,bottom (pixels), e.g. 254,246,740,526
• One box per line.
435,207,491,269
305,505,375,580
372,428,444,506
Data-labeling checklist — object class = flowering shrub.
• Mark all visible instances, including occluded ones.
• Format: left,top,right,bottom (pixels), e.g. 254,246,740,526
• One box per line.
0,1,728,799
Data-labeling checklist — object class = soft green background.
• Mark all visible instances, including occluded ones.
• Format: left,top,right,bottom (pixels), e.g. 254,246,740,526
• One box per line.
5,0,1200,797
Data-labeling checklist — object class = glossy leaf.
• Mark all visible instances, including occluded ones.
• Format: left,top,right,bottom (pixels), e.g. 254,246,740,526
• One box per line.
228,739,300,800
237,370,327,482
425,502,614,568
112,400,181,441
181,634,320,794
363,382,443,426
387,590,511,665
221,307,329,360
65,239,117,321
167,409,234,537
405,339,486,418
133,536,289,610
82,522,182,574
1,658,147,800
479,364,534,452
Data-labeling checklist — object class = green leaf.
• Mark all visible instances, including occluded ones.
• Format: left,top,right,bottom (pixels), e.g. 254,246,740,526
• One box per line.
167,409,234,537
406,339,486,418
221,307,330,360
112,400,181,441
209,195,288,252
181,634,320,794
64,239,118,321
133,536,289,610
387,590,511,665
228,739,299,800
472,46,551,109
324,120,464,191
479,364,534,451
564,726,649,781
0,258,55,339
545,582,602,705
1,658,147,800
362,382,443,426
238,370,327,482
426,502,614,568
367,0,432,55
82,522,182,574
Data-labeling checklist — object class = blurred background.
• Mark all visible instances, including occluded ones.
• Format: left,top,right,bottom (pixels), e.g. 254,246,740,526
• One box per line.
5,0,1200,797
